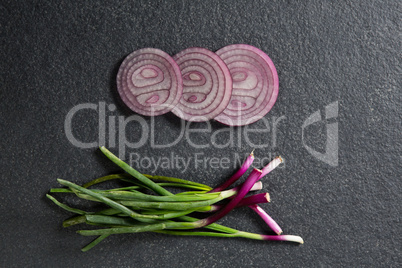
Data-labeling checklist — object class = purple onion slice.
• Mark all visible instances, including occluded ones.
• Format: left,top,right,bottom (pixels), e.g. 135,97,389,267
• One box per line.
172,47,232,122
116,48,183,116
214,44,279,126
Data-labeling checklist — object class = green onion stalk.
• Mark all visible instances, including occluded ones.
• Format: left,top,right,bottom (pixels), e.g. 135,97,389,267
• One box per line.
47,146,303,251
250,157,284,235
210,154,284,235
75,169,265,234
210,151,254,192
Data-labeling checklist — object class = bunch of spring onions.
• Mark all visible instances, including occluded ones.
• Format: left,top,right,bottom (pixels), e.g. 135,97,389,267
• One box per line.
47,147,303,252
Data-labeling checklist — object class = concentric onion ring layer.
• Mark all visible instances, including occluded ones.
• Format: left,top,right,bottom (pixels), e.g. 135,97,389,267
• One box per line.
117,48,183,116
172,47,232,122
214,44,279,126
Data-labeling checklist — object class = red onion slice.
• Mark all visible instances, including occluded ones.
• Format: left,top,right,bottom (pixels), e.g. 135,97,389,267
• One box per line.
117,48,183,116
172,47,232,122
214,44,279,126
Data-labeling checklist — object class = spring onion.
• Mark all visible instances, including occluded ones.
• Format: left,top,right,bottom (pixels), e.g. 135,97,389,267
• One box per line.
47,147,303,251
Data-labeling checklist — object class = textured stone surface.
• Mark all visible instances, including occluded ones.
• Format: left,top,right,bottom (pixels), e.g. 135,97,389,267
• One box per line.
1,0,401,267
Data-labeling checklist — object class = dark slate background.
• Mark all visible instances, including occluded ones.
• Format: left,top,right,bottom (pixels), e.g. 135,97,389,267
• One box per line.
1,0,401,267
